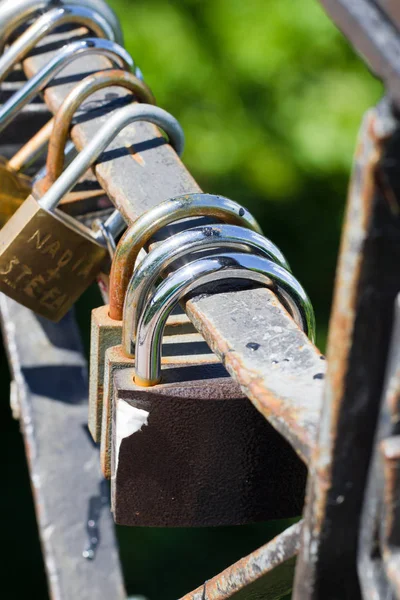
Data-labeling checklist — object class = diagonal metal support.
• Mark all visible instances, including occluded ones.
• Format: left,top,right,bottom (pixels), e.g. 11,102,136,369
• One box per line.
180,522,302,600
294,100,400,599
0,296,126,600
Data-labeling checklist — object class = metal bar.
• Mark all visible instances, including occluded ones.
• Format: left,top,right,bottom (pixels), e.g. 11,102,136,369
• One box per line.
179,521,302,600
358,293,400,599
318,0,400,108
376,1,400,29
294,100,400,599
23,29,323,462
186,287,324,464
0,297,126,600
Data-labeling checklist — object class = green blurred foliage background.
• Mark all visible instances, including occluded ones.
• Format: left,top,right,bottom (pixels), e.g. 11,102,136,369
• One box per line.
0,0,383,598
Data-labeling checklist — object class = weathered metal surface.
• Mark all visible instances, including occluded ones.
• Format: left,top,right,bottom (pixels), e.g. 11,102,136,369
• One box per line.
318,0,400,108
294,101,400,599
0,105,125,599
111,365,306,527
186,287,324,465
180,521,302,600
22,28,323,461
359,294,400,600
376,1,400,30
381,436,400,597
39,69,155,192
0,296,126,600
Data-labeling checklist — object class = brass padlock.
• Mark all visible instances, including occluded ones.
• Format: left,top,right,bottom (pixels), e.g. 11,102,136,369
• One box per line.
0,157,33,226
35,68,155,197
0,37,135,134
0,103,184,320
0,0,123,55
0,4,118,82
88,193,284,443
107,251,314,526
0,108,54,227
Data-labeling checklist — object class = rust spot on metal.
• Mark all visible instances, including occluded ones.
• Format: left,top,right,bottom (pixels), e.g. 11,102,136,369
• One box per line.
126,143,145,166
179,521,302,599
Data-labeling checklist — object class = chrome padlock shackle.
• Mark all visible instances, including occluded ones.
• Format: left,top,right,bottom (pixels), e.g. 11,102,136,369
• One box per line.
131,252,316,386
40,69,156,192
0,38,134,134
0,5,117,83
0,0,123,51
36,103,184,238
37,100,184,212
108,193,262,321
122,223,291,355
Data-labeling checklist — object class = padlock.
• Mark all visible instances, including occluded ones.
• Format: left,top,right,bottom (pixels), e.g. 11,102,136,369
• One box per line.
0,5,118,82
97,229,312,478
35,68,155,197
0,37,135,134
89,193,266,443
88,195,285,443
123,222,294,354
108,251,314,526
130,251,315,385
0,157,33,227
0,108,53,227
0,0,123,54
0,103,184,320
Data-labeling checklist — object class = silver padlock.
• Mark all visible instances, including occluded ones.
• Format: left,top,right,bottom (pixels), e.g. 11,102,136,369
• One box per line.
128,251,315,386
0,0,123,53
0,37,135,134
0,5,118,82
122,222,293,355
108,251,314,526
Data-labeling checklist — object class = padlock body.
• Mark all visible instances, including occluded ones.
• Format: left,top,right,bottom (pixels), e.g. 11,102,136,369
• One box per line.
100,324,212,478
0,158,32,226
111,365,307,527
0,195,107,321
89,307,197,443
89,305,123,442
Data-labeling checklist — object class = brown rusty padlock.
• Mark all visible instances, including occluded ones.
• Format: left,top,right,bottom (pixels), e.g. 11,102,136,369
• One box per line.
88,192,290,444
0,103,184,320
107,251,314,526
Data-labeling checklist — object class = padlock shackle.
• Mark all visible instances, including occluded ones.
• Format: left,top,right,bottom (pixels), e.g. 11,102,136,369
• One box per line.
8,118,54,173
36,103,183,205
0,0,123,51
122,223,291,356
108,193,262,321
42,69,156,190
34,103,183,246
0,38,134,134
0,5,116,83
133,252,316,386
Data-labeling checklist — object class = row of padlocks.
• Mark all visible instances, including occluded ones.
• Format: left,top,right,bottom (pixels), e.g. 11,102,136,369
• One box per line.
0,0,315,528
